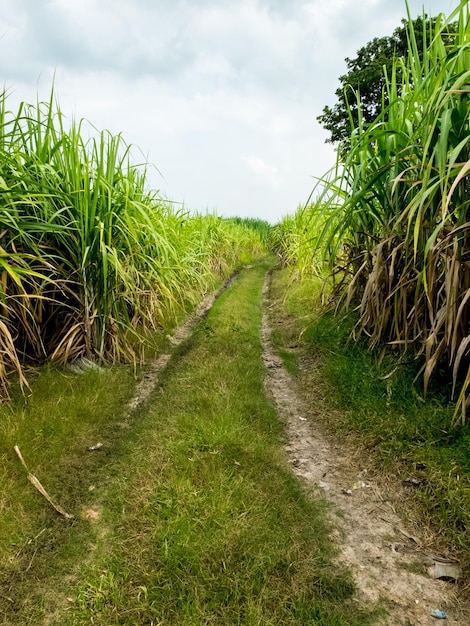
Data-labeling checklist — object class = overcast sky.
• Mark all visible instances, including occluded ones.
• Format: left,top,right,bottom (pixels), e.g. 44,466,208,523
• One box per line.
1,0,460,223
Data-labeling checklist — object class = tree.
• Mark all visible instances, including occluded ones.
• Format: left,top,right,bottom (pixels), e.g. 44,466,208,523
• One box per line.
317,16,453,146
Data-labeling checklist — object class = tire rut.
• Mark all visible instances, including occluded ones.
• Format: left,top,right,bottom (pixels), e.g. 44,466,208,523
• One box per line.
126,272,238,413
261,269,464,626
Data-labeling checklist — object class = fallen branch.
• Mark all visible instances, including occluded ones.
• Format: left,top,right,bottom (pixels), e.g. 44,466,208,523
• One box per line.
14,445,74,520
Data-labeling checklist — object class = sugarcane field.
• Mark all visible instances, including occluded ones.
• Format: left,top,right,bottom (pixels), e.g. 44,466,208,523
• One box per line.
1,1,470,624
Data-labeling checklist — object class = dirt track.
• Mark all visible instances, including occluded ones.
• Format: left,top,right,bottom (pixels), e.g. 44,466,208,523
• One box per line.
261,270,464,626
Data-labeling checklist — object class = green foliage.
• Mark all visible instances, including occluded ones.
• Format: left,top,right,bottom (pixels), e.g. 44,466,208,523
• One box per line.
226,216,272,243
269,207,318,274
281,0,470,423
0,89,266,397
317,15,457,146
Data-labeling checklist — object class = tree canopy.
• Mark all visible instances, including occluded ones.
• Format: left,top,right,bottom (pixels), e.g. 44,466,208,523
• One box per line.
317,16,454,145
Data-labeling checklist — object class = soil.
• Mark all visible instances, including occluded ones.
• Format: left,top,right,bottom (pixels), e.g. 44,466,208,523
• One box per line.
261,271,467,626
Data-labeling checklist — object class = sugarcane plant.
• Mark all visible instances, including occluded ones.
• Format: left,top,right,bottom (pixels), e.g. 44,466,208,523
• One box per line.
0,90,265,397
297,1,470,423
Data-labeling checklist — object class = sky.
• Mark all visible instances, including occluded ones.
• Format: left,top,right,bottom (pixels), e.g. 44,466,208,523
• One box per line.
0,0,460,224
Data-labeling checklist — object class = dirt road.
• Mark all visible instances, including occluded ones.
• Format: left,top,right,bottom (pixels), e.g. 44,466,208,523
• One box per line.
262,269,465,626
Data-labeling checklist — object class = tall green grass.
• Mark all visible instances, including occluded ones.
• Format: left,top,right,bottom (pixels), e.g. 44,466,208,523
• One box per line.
0,89,265,396
277,1,470,422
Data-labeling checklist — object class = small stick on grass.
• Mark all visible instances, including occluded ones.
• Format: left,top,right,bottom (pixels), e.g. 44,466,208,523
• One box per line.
14,445,74,520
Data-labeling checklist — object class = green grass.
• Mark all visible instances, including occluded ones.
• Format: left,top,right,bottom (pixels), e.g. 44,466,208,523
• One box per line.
0,363,137,622
270,267,470,573
70,260,377,625
0,260,380,625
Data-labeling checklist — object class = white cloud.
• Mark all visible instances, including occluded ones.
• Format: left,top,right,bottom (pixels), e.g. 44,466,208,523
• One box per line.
242,155,282,187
